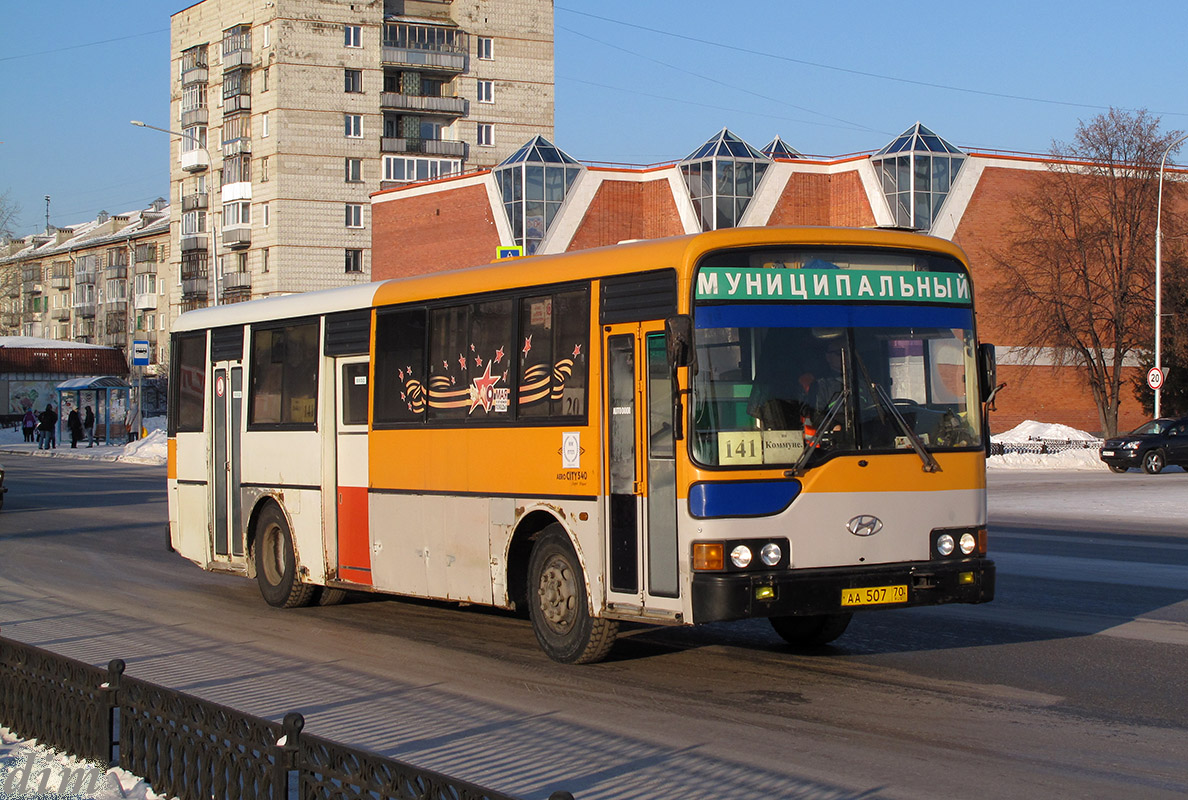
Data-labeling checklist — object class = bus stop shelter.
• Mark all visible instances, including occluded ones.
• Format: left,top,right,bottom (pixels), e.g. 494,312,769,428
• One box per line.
55,376,131,445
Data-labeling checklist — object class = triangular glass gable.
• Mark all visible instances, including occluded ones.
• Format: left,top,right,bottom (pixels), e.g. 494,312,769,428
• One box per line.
870,123,966,232
494,136,585,255
679,129,772,231
762,136,801,159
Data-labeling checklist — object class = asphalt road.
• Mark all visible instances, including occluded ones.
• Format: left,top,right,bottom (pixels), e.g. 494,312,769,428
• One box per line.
1,457,1186,799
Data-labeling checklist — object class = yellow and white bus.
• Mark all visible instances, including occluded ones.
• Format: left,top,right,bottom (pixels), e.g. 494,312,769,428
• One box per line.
167,227,996,663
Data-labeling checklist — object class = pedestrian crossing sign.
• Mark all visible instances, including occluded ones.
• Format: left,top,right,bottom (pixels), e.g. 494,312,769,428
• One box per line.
497,246,524,260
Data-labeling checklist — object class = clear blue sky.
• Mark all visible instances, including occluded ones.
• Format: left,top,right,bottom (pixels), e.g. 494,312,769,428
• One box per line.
2,0,1186,236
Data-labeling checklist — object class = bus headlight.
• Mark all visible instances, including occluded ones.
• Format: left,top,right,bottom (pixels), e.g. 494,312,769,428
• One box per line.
959,533,977,555
730,545,753,568
760,543,782,566
936,534,955,557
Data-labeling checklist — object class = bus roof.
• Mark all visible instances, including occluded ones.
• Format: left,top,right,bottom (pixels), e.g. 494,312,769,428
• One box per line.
171,227,969,332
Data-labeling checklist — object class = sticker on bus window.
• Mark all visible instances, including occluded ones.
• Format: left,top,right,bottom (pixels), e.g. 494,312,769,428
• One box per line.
718,431,762,465
762,430,804,463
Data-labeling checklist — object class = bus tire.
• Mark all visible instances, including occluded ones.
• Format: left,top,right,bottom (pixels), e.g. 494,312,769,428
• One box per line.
528,526,618,664
317,587,348,606
770,613,852,647
254,502,317,609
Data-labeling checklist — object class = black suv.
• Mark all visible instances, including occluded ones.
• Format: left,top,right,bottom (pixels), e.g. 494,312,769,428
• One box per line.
1100,417,1188,474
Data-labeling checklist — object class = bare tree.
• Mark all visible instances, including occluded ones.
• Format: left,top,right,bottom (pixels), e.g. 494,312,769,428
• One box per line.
0,190,22,322
990,108,1185,436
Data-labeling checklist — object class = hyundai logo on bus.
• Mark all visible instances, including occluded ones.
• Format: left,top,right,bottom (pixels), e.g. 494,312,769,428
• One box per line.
847,515,883,536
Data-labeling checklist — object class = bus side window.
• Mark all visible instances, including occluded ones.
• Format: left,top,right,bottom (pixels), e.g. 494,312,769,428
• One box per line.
374,308,428,423
172,332,207,433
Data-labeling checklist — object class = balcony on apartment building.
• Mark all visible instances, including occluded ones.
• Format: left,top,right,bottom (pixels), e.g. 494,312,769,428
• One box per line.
181,107,208,129
50,307,71,321
222,270,252,291
134,291,158,311
5,282,18,299
134,247,158,274
382,24,468,73
182,277,209,300
381,136,467,157
105,315,127,336
380,92,468,117
181,147,210,172
74,269,96,286
106,264,128,280
22,271,42,295
222,135,251,157
50,272,71,290
222,226,250,250
182,192,209,213
221,30,251,70
180,234,209,252
75,302,96,319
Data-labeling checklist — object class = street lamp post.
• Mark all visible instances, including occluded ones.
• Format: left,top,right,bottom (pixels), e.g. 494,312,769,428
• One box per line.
1155,132,1188,418
130,120,220,307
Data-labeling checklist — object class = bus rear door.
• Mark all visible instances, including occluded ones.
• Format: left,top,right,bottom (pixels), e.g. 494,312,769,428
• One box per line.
333,356,372,585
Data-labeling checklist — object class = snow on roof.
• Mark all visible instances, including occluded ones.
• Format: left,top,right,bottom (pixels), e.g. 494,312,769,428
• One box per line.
0,336,110,349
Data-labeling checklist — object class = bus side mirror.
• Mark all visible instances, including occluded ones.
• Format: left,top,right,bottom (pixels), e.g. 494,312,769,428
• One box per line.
665,315,696,371
978,343,996,403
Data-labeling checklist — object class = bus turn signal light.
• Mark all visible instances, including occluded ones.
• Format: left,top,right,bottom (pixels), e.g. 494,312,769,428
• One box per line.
693,542,724,571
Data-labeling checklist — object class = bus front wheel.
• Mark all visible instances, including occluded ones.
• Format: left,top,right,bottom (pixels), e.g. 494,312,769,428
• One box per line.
254,502,317,609
770,613,852,647
528,527,618,664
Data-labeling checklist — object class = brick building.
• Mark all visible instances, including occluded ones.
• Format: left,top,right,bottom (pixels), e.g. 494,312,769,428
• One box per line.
371,125,1183,435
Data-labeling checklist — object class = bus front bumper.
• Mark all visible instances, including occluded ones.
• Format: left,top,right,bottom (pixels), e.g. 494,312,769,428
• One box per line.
691,558,995,623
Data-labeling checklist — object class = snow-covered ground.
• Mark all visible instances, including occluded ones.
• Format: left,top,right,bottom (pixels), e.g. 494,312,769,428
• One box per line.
988,419,1109,471
0,417,167,466
0,726,168,799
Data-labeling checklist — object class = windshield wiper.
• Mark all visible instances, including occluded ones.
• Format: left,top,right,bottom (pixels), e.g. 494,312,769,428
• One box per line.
851,349,942,473
785,385,849,478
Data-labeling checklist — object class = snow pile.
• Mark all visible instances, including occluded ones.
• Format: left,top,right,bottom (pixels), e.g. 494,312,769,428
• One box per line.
991,419,1099,443
0,726,171,799
988,419,1107,471
120,428,167,465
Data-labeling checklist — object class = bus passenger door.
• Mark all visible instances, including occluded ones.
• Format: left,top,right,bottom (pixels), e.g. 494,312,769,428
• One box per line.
210,364,243,561
604,324,681,613
334,357,372,585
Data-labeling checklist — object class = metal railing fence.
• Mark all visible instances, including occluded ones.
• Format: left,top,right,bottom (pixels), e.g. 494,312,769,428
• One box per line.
0,635,573,800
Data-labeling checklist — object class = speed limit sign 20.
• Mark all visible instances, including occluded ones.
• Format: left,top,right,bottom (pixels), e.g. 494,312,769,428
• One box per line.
1147,367,1165,390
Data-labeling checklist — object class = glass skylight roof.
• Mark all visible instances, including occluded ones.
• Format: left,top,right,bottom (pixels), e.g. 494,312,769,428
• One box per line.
494,136,583,255
680,129,772,231
871,123,965,231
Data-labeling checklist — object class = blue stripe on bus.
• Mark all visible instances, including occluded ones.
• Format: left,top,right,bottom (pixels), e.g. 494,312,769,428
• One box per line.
695,304,974,330
688,480,803,519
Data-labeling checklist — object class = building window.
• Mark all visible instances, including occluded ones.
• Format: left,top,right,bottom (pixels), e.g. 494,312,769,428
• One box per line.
345,204,364,228
262,247,270,272
870,123,965,231
345,157,362,183
477,80,493,104
345,68,363,93
223,200,251,226
494,136,584,255
345,114,362,138
383,155,460,183
262,202,270,227
260,156,269,182
263,23,271,48
477,37,493,60
224,153,251,184
345,249,363,273
345,24,362,48
262,66,269,92
477,123,494,147
678,128,771,231
261,111,269,138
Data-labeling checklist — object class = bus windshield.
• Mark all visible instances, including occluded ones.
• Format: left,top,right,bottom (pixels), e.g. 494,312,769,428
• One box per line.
690,250,983,469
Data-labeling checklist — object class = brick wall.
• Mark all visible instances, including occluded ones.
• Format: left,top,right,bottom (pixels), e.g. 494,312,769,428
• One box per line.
567,178,683,251
371,183,501,278
767,170,876,227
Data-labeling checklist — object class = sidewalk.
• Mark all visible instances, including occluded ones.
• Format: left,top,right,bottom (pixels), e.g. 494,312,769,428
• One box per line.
0,427,167,465
0,439,130,462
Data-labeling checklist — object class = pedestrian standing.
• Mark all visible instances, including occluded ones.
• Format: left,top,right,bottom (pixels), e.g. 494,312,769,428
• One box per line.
68,408,83,448
38,404,58,450
22,408,37,443
84,405,95,447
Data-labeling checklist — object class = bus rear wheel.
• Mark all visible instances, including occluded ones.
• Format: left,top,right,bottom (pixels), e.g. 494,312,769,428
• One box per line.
254,502,317,609
770,613,852,647
528,527,618,664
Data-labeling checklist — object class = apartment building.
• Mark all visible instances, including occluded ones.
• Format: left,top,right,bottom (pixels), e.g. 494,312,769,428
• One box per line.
167,0,554,319
0,202,172,373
